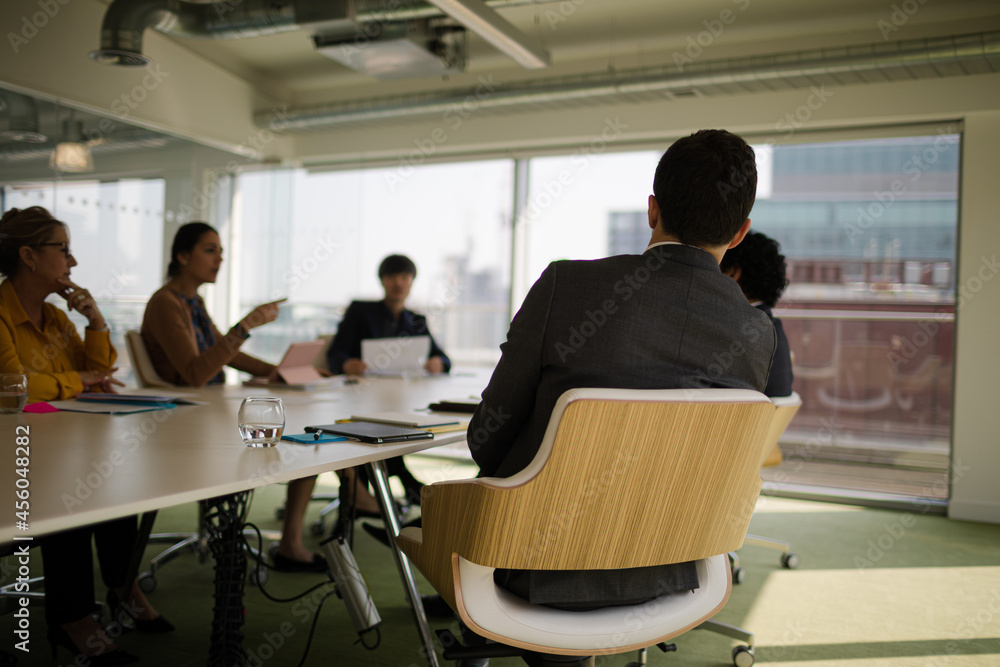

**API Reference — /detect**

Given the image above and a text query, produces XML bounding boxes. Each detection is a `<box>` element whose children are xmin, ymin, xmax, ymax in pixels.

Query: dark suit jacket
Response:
<box><xmin>757</xmin><ymin>303</ymin><xmax>794</xmax><ymax>398</ymax></box>
<box><xmin>326</xmin><ymin>300</ymin><xmax>451</xmax><ymax>374</ymax></box>
<box><xmin>469</xmin><ymin>244</ymin><xmax>776</xmax><ymax>608</ymax></box>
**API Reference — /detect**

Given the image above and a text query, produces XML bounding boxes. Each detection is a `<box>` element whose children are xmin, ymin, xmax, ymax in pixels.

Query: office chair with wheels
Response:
<box><xmin>396</xmin><ymin>388</ymin><xmax>778</xmax><ymax>667</ymax></box>
<box><xmin>122</xmin><ymin>330</ymin><xmax>272</xmax><ymax>591</ymax></box>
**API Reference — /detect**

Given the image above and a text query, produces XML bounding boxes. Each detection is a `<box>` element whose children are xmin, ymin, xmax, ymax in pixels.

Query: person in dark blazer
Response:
<box><xmin>326</xmin><ymin>254</ymin><xmax>450</xmax><ymax>375</ymax></box>
<box><xmin>469</xmin><ymin>129</ymin><xmax>777</xmax><ymax>610</ymax></box>
<box><xmin>327</xmin><ymin>254</ymin><xmax>449</xmax><ymax>521</ymax></box>
<box><xmin>721</xmin><ymin>230</ymin><xmax>794</xmax><ymax>397</ymax></box>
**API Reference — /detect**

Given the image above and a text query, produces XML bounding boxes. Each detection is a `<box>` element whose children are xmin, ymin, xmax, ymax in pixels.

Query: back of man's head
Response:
<box><xmin>653</xmin><ymin>129</ymin><xmax>757</xmax><ymax>247</ymax></box>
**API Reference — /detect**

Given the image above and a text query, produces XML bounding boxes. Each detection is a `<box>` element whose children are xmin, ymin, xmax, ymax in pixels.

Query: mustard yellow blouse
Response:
<box><xmin>0</xmin><ymin>279</ymin><xmax>117</xmax><ymax>402</ymax></box>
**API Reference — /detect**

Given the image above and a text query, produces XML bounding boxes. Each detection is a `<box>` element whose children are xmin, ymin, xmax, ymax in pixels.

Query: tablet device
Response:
<box><xmin>244</xmin><ymin>340</ymin><xmax>331</xmax><ymax>388</ymax></box>
<box><xmin>304</xmin><ymin>422</ymin><xmax>435</xmax><ymax>445</ymax></box>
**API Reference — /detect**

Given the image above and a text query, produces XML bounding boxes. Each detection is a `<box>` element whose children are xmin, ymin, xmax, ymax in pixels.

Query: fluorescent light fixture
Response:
<box><xmin>424</xmin><ymin>0</ymin><xmax>549</xmax><ymax>69</ymax></box>
<box><xmin>49</xmin><ymin>116</ymin><xmax>94</xmax><ymax>173</ymax></box>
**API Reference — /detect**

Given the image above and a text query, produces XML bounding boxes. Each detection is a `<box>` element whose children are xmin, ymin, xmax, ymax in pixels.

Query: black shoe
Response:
<box><xmin>421</xmin><ymin>593</ymin><xmax>455</xmax><ymax>619</ymax></box>
<box><xmin>361</xmin><ymin>521</ymin><xmax>392</xmax><ymax>548</ymax></box>
<box><xmin>107</xmin><ymin>589</ymin><xmax>175</xmax><ymax>633</ymax></box>
<box><xmin>338</xmin><ymin>499</ymin><xmax>407</xmax><ymax>527</ymax></box>
<box><xmin>48</xmin><ymin>626</ymin><xmax>139</xmax><ymax>665</ymax></box>
<box><xmin>272</xmin><ymin>551</ymin><xmax>329</xmax><ymax>573</ymax></box>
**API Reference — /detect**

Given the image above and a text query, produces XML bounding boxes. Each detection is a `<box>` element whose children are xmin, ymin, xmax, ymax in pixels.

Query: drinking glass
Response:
<box><xmin>238</xmin><ymin>396</ymin><xmax>284</xmax><ymax>447</ymax></box>
<box><xmin>0</xmin><ymin>374</ymin><xmax>28</xmax><ymax>414</ymax></box>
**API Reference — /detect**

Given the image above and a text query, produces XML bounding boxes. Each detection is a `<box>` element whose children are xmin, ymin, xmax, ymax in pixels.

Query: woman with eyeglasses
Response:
<box><xmin>0</xmin><ymin>206</ymin><xmax>170</xmax><ymax>665</ymax></box>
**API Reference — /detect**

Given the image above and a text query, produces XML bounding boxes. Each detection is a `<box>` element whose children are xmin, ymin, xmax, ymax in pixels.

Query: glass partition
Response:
<box><xmin>0</xmin><ymin>85</ymin><xmax>246</xmax><ymax>384</ymax></box>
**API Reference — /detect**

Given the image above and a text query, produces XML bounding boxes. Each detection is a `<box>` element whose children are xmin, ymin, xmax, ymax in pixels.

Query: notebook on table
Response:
<box><xmin>427</xmin><ymin>398</ymin><xmax>481</xmax><ymax>414</ymax></box>
<box><xmin>349</xmin><ymin>412</ymin><xmax>460</xmax><ymax>428</ymax></box>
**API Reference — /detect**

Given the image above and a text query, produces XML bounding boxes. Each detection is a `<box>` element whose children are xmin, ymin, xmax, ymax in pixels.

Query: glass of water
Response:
<box><xmin>238</xmin><ymin>396</ymin><xmax>284</xmax><ymax>447</ymax></box>
<box><xmin>0</xmin><ymin>374</ymin><xmax>28</xmax><ymax>414</ymax></box>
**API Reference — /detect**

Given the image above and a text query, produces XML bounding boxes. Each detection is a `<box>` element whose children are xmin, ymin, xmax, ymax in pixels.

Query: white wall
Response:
<box><xmin>950</xmin><ymin>111</ymin><xmax>1000</xmax><ymax>524</ymax></box>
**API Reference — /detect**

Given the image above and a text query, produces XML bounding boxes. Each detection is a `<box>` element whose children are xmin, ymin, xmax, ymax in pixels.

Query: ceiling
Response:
<box><xmin>92</xmin><ymin>0</ymin><xmax>1000</xmax><ymax>110</ymax></box>
<box><xmin>2</xmin><ymin>0</ymin><xmax>998</xmax><ymax>179</ymax></box>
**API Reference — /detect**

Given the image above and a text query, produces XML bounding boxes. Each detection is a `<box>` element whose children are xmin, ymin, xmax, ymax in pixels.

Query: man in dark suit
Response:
<box><xmin>469</xmin><ymin>129</ymin><xmax>777</xmax><ymax>610</ymax></box>
<box><xmin>326</xmin><ymin>253</ymin><xmax>451</xmax><ymax>375</ymax></box>
<box><xmin>327</xmin><ymin>254</ymin><xmax>450</xmax><ymax>514</ymax></box>
<box><xmin>721</xmin><ymin>230</ymin><xmax>794</xmax><ymax>397</ymax></box>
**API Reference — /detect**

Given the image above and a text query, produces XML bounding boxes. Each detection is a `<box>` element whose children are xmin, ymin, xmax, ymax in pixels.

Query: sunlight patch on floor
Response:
<box><xmin>740</xmin><ymin>567</ymin><xmax>1000</xmax><ymax>647</ymax></box>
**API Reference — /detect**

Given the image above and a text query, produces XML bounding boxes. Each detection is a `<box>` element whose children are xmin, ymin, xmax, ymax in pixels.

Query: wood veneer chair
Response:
<box><xmin>731</xmin><ymin>392</ymin><xmax>803</xmax><ymax>584</ymax></box>
<box><xmin>396</xmin><ymin>388</ymin><xmax>778</xmax><ymax>667</ymax></box>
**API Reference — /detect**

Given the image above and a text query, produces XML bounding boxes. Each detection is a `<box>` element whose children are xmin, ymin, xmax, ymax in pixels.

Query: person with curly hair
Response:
<box><xmin>720</xmin><ymin>230</ymin><xmax>794</xmax><ymax>397</ymax></box>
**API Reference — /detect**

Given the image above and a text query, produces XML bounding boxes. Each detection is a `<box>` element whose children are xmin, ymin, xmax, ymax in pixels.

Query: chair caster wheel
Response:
<box><xmin>781</xmin><ymin>552</ymin><xmax>800</xmax><ymax>569</ymax></box>
<box><xmin>248</xmin><ymin>564</ymin><xmax>268</xmax><ymax>586</ymax></box>
<box><xmin>267</xmin><ymin>542</ymin><xmax>279</xmax><ymax>559</ymax></box>
<box><xmin>732</xmin><ymin>645</ymin><xmax>754</xmax><ymax>667</ymax></box>
<box><xmin>732</xmin><ymin>567</ymin><xmax>746</xmax><ymax>584</ymax></box>
<box><xmin>310</xmin><ymin>521</ymin><xmax>325</xmax><ymax>537</ymax></box>
<box><xmin>138</xmin><ymin>572</ymin><xmax>157</xmax><ymax>593</ymax></box>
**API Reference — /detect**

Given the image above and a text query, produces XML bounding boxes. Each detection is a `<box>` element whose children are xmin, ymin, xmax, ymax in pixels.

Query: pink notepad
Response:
<box><xmin>24</xmin><ymin>402</ymin><xmax>59</xmax><ymax>413</ymax></box>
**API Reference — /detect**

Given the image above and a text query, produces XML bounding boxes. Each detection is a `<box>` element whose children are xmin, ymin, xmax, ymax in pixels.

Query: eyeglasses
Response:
<box><xmin>35</xmin><ymin>242</ymin><xmax>73</xmax><ymax>258</ymax></box>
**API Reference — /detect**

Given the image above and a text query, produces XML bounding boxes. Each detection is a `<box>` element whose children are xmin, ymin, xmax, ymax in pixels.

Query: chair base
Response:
<box><xmin>438</xmin><ymin>628</ymin><xmax>596</xmax><ymax>666</ymax></box>
<box><xmin>437</xmin><ymin>628</ymin><xmax>677</xmax><ymax>667</ymax></box>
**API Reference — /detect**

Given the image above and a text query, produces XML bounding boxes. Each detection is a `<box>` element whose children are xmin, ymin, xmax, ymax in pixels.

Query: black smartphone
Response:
<box><xmin>304</xmin><ymin>422</ymin><xmax>434</xmax><ymax>445</ymax></box>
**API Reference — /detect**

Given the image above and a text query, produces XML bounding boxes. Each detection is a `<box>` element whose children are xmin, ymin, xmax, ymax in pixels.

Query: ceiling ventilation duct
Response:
<box><xmin>89</xmin><ymin>0</ymin><xmax>547</xmax><ymax>76</ymax></box>
<box><xmin>258</xmin><ymin>30</ymin><xmax>1000</xmax><ymax>131</ymax></box>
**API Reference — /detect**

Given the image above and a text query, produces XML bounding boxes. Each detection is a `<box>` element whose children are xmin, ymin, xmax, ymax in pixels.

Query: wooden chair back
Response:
<box><xmin>419</xmin><ymin>388</ymin><xmax>775</xmax><ymax>574</ymax></box>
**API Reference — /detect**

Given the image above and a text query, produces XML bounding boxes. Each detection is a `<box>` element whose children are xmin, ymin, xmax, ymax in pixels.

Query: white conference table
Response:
<box><xmin>2</xmin><ymin>372</ymin><xmax>488</xmax><ymax>666</ymax></box>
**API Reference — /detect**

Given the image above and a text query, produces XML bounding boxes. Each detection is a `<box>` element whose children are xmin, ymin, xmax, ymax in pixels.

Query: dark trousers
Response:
<box><xmin>40</xmin><ymin>515</ymin><xmax>139</xmax><ymax>626</ymax></box>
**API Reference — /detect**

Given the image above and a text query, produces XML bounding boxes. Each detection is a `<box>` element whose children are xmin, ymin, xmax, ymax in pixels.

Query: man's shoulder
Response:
<box><xmin>546</xmin><ymin>254</ymin><xmax>646</xmax><ymax>276</ymax></box>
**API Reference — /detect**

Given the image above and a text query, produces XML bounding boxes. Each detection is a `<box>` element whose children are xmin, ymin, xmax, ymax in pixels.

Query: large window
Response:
<box><xmin>520</xmin><ymin>150</ymin><xmax>660</xmax><ymax>288</ymax></box>
<box><xmin>233</xmin><ymin>161</ymin><xmax>514</xmax><ymax>367</ymax></box>
<box><xmin>226</xmin><ymin>131</ymin><xmax>958</xmax><ymax>502</ymax></box>
<box><xmin>751</xmin><ymin>135</ymin><xmax>959</xmax><ymax>498</ymax></box>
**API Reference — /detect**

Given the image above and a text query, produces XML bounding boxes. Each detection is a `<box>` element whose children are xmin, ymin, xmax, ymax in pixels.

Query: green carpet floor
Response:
<box><xmin>4</xmin><ymin>457</ymin><xmax>999</xmax><ymax>666</ymax></box>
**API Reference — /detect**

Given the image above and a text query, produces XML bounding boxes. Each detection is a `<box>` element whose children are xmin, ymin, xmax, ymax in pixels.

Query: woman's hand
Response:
<box><xmin>57</xmin><ymin>278</ymin><xmax>106</xmax><ymax>330</ymax></box>
<box><xmin>79</xmin><ymin>369</ymin><xmax>125</xmax><ymax>394</ymax></box>
<box><xmin>424</xmin><ymin>356</ymin><xmax>445</xmax><ymax>374</ymax></box>
<box><xmin>239</xmin><ymin>298</ymin><xmax>287</xmax><ymax>332</ymax></box>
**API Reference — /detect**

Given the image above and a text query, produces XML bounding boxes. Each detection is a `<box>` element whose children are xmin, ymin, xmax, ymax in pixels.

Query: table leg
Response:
<box><xmin>202</xmin><ymin>492</ymin><xmax>252</xmax><ymax>667</ymax></box>
<box><xmin>366</xmin><ymin>460</ymin><xmax>440</xmax><ymax>667</ymax></box>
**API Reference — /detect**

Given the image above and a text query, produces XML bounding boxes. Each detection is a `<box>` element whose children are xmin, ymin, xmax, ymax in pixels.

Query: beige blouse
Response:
<box><xmin>141</xmin><ymin>285</ymin><xmax>272</xmax><ymax>387</ymax></box>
